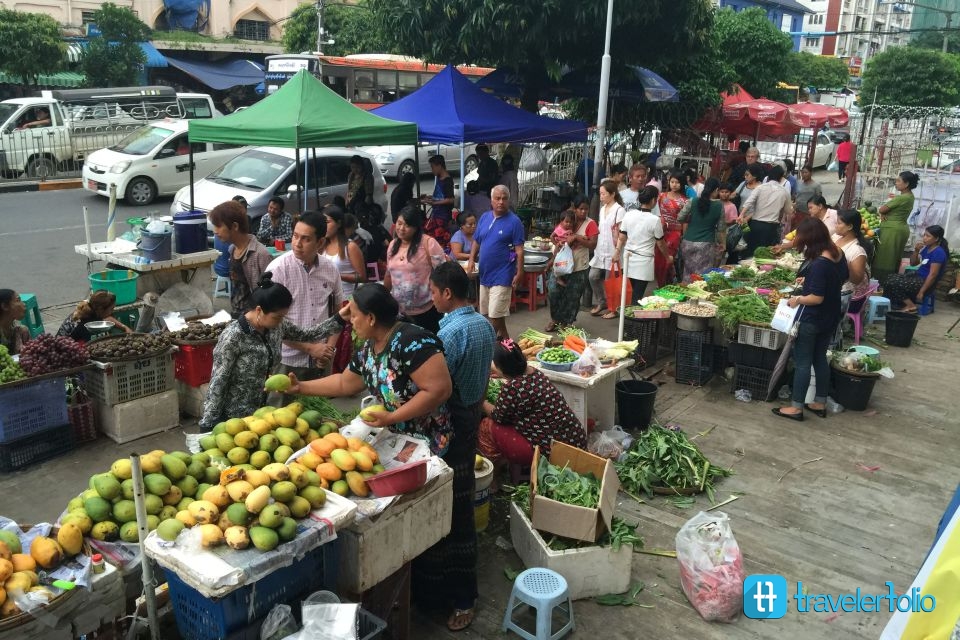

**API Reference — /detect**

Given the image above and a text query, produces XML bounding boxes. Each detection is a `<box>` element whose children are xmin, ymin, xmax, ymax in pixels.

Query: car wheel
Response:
<box><xmin>464</xmin><ymin>154</ymin><xmax>478</xmax><ymax>174</ymax></box>
<box><xmin>125</xmin><ymin>177</ymin><xmax>157</xmax><ymax>206</ymax></box>
<box><xmin>397</xmin><ymin>160</ymin><xmax>417</xmax><ymax>181</ymax></box>
<box><xmin>26</xmin><ymin>157</ymin><xmax>56</xmax><ymax>179</ymax></box>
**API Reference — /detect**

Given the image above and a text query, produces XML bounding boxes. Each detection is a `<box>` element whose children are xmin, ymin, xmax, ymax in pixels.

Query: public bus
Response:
<box><xmin>262</xmin><ymin>53</ymin><xmax>493</xmax><ymax>108</ymax></box>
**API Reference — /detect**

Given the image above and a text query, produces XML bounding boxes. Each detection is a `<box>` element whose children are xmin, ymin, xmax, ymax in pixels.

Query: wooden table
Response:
<box><xmin>75</xmin><ymin>243</ymin><xmax>220</xmax><ymax>297</ymax></box>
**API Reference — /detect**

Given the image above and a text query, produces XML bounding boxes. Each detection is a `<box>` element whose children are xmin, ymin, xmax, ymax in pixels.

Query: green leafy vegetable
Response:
<box><xmin>753</xmin><ymin>246</ymin><xmax>775</xmax><ymax>260</ymax></box>
<box><xmin>486</xmin><ymin>379</ymin><xmax>503</xmax><ymax>404</ymax></box>
<box><xmin>295</xmin><ymin>395</ymin><xmax>352</xmax><ymax>422</ymax></box>
<box><xmin>704</xmin><ymin>273</ymin><xmax>729</xmax><ymax>293</ymax></box>
<box><xmin>536</xmin><ymin>454</ymin><xmax>600</xmax><ymax>508</ymax></box>
<box><xmin>728</xmin><ymin>265</ymin><xmax>757</xmax><ymax>281</ymax></box>
<box><xmin>715</xmin><ymin>293</ymin><xmax>774</xmax><ymax>334</ymax></box>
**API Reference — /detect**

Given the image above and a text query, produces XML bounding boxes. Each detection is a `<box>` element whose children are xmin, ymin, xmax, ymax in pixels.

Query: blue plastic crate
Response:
<box><xmin>165</xmin><ymin>540</ymin><xmax>340</xmax><ymax>640</ymax></box>
<box><xmin>0</xmin><ymin>376</ymin><xmax>68</xmax><ymax>443</ymax></box>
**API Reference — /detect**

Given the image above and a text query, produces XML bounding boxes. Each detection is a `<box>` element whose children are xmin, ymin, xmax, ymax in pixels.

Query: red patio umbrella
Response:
<box><xmin>787</xmin><ymin>102</ymin><xmax>849</xmax><ymax>129</ymax></box>
<box><xmin>723</xmin><ymin>98</ymin><xmax>790</xmax><ymax>124</ymax></box>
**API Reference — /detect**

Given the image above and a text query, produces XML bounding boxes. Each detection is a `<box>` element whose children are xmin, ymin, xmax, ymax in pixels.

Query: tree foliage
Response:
<box><xmin>0</xmin><ymin>10</ymin><xmax>64</xmax><ymax>85</ymax></box>
<box><xmin>712</xmin><ymin>8</ymin><xmax>794</xmax><ymax>99</ymax></box>
<box><xmin>910</xmin><ymin>30</ymin><xmax>960</xmax><ymax>55</ymax></box>
<box><xmin>860</xmin><ymin>46</ymin><xmax>960</xmax><ymax>107</ymax></box>
<box><xmin>368</xmin><ymin>0</ymin><xmax>716</xmax><ymax>111</ymax></box>
<box><xmin>784</xmin><ymin>51</ymin><xmax>849</xmax><ymax>89</ymax></box>
<box><xmin>282</xmin><ymin>1</ymin><xmax>394</xmax><ymax>57</ymax></box>
<box><xmin>82</xmin><ymin>4</ymin><xmax>150</xmax><ymax>87</ymax></box>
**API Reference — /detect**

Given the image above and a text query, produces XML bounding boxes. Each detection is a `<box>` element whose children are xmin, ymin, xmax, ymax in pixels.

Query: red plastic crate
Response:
<box><xmin>173</xmin><ymin>344</ymin><xmax>214</xmax><ymax>387</ymax></box>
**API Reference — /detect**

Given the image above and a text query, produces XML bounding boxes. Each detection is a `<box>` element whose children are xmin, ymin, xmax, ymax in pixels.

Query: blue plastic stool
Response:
<box><xmin>503</xmin><ymin>568</ymin><xmax>574</xmax><ymax>640</ymax></box>
<box><xmin>18</xmin><ymin>293</ymin><xmax>44</xmax><ymax>338</ymax></box>
<box><xmin>865</xmin><ymin>296</ymin><xmax>891</xmax><ymax>324</ymax></box>
<box><xmin>918</xmin><ymin>293</ymin><xmax>935</xmax><ymax>316</ymax></box>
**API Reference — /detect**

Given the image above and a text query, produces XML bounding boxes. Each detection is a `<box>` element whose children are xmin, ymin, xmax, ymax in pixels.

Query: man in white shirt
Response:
<box><xmin>265</xmin><ymin>211</ymin><xmax>343</xmax><ymax>385</ymax></box>
<box><xmin>739</xmin><ymin>164</ymin><xmax>792</xmax><ymax>257</ymax></box>
<box><xmin>619</xmin><ymin>164</ymin><xmax>647</xmax><ymax>209</ymax></box>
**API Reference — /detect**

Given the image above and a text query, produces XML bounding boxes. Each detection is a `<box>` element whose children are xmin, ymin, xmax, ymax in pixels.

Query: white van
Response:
<box><xmin>169</xmin><ymin>146</ymin><xmax>389</xmax><ymax>232</ymax></box>
<box><xmin>82</xmin><ymin>119</ymin><xmax>244</xmax><ymax>205</ymax></box>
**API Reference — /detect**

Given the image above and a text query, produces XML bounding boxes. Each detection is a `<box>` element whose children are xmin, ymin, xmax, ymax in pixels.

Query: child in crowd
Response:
<box><xmin>550</xmin><ymin>210</ymin><xmax>576</xmax><ymax>287</ymax></box>
<box><xmin>719</xmin><ymin>182</ymin><xmax>739</xmax><ymax>225</ymax></box>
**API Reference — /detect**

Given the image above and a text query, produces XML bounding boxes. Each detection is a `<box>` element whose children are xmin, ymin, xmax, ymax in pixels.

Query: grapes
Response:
<box><xmin>0</xmin><ymin>344</ymin><xmax>26</xmax><ymax>383</ymax></box>
<box><xmin>17</xmin><ymin>334</ymin><xmax>89</xmax><ymax>376</ymax></box>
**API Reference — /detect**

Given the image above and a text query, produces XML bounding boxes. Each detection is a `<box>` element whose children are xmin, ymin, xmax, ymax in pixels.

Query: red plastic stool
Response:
<box><xmin>512</xmin><ymin>271</ymin><xmax>547</xmax><ymax>312</ymax></box>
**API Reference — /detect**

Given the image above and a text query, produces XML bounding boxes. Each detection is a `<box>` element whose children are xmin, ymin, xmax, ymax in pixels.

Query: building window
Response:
<box><xmin>805</xmin><ymin>37</ymin><xmax>822</xmax><ymax>46</ymax></box>
<box><xmin>234</xmin><ymin>19</ymin><xmax>269</xmax><ymax>41</ymax></box>
<box><xmin>81</xmin><ymin>11</ymin><xmax>96</xmax><ymax>25</ymax></box>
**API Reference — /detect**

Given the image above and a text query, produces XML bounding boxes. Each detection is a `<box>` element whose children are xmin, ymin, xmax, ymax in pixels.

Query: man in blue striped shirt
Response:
<box><xmin>425</xmin><ymin>261</ymin><xmax>495</xmax><ymax>631</ymax></box>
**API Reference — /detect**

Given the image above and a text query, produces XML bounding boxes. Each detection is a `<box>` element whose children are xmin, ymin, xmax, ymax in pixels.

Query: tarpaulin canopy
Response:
<box><xmin>0</xmin><ymin>71</ymin><xmax>85</xmax><ymax>87</ymax></box>
<box><xmin>165</xmin><ymin>56</ymin><xmax>264</xmax><ymax>90</ymax></box>
<box><xmin>372</xmin><ymin>65</ymin><xmax>588</xmax><ymax>144</ymax></box>
<box><xmin>188</xmin><ymin>69</ymin><xmax>417</xmax><ymax>148</ymax></box>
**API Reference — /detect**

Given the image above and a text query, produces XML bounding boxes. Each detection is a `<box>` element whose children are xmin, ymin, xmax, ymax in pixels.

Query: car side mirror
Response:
<box><xmin>287</xmin><ymin>184</ymin><xmax>299</xmax><ymax>196</ymax></box>
<box><xmin>157</xmin><ymin>148</ymin><xmax>177</xmax><ymax>159</ymax></box>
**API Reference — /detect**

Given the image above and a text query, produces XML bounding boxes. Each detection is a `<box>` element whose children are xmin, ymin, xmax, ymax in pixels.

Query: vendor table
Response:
<box><xmin>75</xmin><ymin>243</ymin><xmax>220</xmax><ymax>297</ymax></box>
<box><xmin>534</xmin><ymin>359</ymin><xmax>635</xmax><ymax>431</ymax></box>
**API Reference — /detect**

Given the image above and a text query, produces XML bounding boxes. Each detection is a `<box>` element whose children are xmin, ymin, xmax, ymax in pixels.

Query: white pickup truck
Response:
<box><xmin>0</xmin><ymin>87</ymin><xmax>218</xmax><ymax>179</ymax></box>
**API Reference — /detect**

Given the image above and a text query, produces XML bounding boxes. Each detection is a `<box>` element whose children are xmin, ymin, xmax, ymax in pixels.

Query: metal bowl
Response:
<box><xmin>84</xmin><ymin>320</ymin><xmax>114</xmax><ymax>334</ymax></box>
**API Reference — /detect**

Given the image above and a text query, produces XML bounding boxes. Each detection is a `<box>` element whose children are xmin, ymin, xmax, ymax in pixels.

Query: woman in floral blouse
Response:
<box><xmin>199</xmin><ymin>273</ymin><xmax>344</xmax><ymax>431</ymax></box>
<box><xmin>289</xmin><ymin>282</ymin><xmax>453</xmax><ymax>455</ymax></box>
<box><xmin>479</xmin><ymin>340</ymin><xmax>586</xmax><ymax>466</ymax></box>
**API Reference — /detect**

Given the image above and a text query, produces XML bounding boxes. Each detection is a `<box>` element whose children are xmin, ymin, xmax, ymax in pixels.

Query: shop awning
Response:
<box><xmin>62</xmin><ymin>41</ymin><xmax>169</xmax><ymax>68</ymax></box>
<box><xmin>0</xmin><ymin>71</ymin><xmax>86</xmax><ymax>87</ymax></box>
<box><xmin>65</xmin><ymin>43</ymin><xmax>84</xmax><ymax>63</ymax></box>
<box><xmin>164</xmin><ymin>56</ymin><xmax>264</xmax><ymax>90</ymax></box>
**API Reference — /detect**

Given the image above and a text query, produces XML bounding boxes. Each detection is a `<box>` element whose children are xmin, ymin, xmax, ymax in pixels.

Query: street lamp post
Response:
<box><xmin>591</xmin><ymin>0</ymin><xmax>615</xmax><ymax>194</ymax></box>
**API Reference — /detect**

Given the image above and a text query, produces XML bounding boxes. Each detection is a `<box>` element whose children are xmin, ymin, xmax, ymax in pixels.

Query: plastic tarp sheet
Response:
<box><xmin>372</xmin><ymin>65</ymin><xmax>588</xmax><ymax>144</ymax></box>
<box><xmin>188</xmin><ymin>69</ymin><xmax>417</xmax><ymax>148</ymax></box>
<box><xmin>162</xmin><ymin>0</ymin><xmax>210</xmax><ymax>30</ymax></box>
<box><xmin>165</xmin><ymin>56</ymin><xmax>264</xmax><ymax>90</ymax></box>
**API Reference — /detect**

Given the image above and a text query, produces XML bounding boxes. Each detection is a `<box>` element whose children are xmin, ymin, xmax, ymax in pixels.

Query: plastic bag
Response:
<box><xmin>587</xmin><ymin>426</ymin><xmax>632</xmax><ymax>460</ymax></box>
<box><xmin>675</xmin><ymin>511</ymin><xmax>744</xmax><ymax>622</ymax></box>
<box><xmin>261</xmin><ymin>603</ymin><xmax>298</xmax><ymax>640</ymax></box>
<box><xmin>301</xmin><ymin>603</ymin><xmax>360</xmax><ymax>640</ymax></box>
<box><xmin>553</xmin><ymin>243</ymin><xmax>574</xmax><ymax>276</ymax></box>
<box><xmin>828</xmin><ymin>158</ymin><xmax>839</xmax><ymax>172</ymax></box>
<box><xmin>519</xmin><ymin>146</ymin><xmax>549</xmax><ymax>172</ymax></box>
<box><xmin>571</xmin><ymin>345</ymin><xmax>601</xmax><ymax>377</ymax></box>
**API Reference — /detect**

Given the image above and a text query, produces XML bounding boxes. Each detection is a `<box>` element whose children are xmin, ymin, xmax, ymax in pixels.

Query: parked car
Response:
<box><xmin>170</xmin><ymin>146</ymin><xmax>388</xmax><ymax>234</ymax></box>
<box><xmin>361</xmin><ymin>142</ymin><xmax>477</xmax><ymax>181</ymax></box>
<box><xmin>757</xmin><ymin>131</ymin><xmax>835</xmax><ymax>169</ymax></box>
<box><xmin>82</xmin><ymin>119</ymin><xmax>244</xmax><ymax>205</ymax></box>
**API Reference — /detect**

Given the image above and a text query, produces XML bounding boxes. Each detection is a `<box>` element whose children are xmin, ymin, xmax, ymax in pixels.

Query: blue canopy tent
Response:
<box><xmin>373</xmin><ymin>65</ymin><xmax>588</xmax><ymax>208</ymax></box>
<box><xmin>164</xmin><ymin>57</ymin><xmax>264</xmax><ymax>90</ymax></box>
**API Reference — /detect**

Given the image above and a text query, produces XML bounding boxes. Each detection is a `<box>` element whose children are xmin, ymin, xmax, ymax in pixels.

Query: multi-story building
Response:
<box><xmin>718</xmin><ymin>0</ymin><xmax>812</xmax><ymax>51</ymax></box>
<box><xmin>798</xmin><ymin>0</ymin><xmax>830</xmax><ymax>53</ymax></box>
<box><xmin>818</xmin><ymin>0</ymin><xmax>912</xmax><ymax>76</ymax></box>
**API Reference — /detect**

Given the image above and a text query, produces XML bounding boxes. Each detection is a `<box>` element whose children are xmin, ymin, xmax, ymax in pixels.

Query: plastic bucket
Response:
<box><xmin>615</xmin><ymin>379</ymin><xmax>658</xmax><ymax>430</ymax></box>
<box><xmin>138</xmin><ymin>230</ymin><xmax>172</xmax><ymax>263</ymax></box>
<box><xmin>847</xmin><ymin>345</ymin><xmax>880</xmax><ymax>358</ymax></box>
<box><xmin>831</xmin><ymin>368</ymin><xmax>878</xmax><ymax>411</ymax></box>
<box><xmin>474</xmin><ymin>456</ymin><xmax>494</xmax><ymax>532</ymax></box>
<box><xmin>174</xmin><ymin>210</ymin><xmax>208</xmax><ymax>254</ymax></box>
<box><xmin>885</xmin><ymin>311</ymin><xmax>919</xmax><ymax>347</ymax></box>
<box><xmin>88</xmin><ymin>270</ymin><xmax>139</xmax><ymax>305</ymax></box>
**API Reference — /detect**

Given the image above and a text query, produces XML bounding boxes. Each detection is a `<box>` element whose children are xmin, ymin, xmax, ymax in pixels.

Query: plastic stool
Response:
<box><xmin>512</xmin><ymin>271</ymin><xmax>548</xmax><ymax>312</ymax></box>
<box><xmin>18</xmin><ymin>293</ymin><xmax>44</xmax><ymax>338</ymax></box>
<box><xmin>918</xmin><ymin>293</ymin><xmax>935</xmax><ymax>316</ymax></box>
<box><xmin>213</xmin><ymin>275</ymin><xmax>231</xmax><ymax>299</ymax></box>
<box><xmin>502</xmin><ymin>568</ymin><xmax>574</xmax><ymax>640</ymax></box>
<box><xmin>865</xmin><ymin>296</ymin><xmax>890</xmax><ymax>324</ymax></box>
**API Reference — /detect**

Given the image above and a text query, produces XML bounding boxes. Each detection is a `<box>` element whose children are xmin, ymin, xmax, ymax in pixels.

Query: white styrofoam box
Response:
<box><xmin>554</xmin><ymin>384</ymin><xmax>587</xmax><ymax>428</ymax></box>
<box><xmin>509</xmin><ymin>502</ymin><xmax>633</xmax><ymax>600</ymax></box>
<box><xmin>71</xmin><ymin>561</ymin><xmax>126</xmax><ymax>636</ymax></box>
<box><xmin>338</xmin><ymin>464</ymin><xmax>453</xmax><ymax>593</ymax></box>
<box><xmin>95</xmin><ymin>389</ymin><xmax>180</xmax><ymax>444</ymax></box>
<box><xmin>176</xmin><ymin>380</ymin><xmax>209</xmax><ymax>418</ymax></box>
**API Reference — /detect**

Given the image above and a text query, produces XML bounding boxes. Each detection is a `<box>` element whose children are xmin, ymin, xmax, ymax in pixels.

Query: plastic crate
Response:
<box><xmin>83</xmin><ymin>351</ymin><xmax>175</xmax><ymax>405</ymax></box>
<box><xmin>730</xmin><ymin>364</ymin><xmax>784</xmax><ymax>401</ymax></box>
<box><xmin>112</xmin><ymin>305</ymin><xmax>140</xmax><ymax>330</ymax></box>
<box><xmin>173</xmin><ymin>343</ymin><xmax>214</xmax><ymax>387</ymax></box>
<box><xmin>67</xmin><ymin>400</ymin><xmax>97</xmax><ymax>443</ymax></box>
<box><xmin>675</xmin><ymin>330</ymin><xmax>713</xmax><ymax>386</ymax></box>
<box><xmin>165</xmin><ymin>540</ymin><xmax>340</xmax><ymax>640</ymax></box>
<box><xmin>737</xmin><ymin>324</ymin><xmax>787</xmax><ymax>350</ymax></box>
<box><xmin>622</xmin><ymin>317</ymin><xmax>660</xmax><ymax>371</ymax></box>
<box><xmin>658</xmin><ymin>314</ymin><xmax>677</xmax><ymax>355</ymax></box>
<box><xmin>0</xmin><ymin>423</ymin><xmax>75</xmax><ymax>472</ymax></box>
<box><xmin>0</xmin><ymin>376</ymin><xmax>68</xmax><ymax>443</ymax></box>
<box><xmin>727</xmin><ymin>343</ymin><xmax>782</xmax><ymax>369</ymax></box>
<box><xmin>712</xmin><ymin>345</ymin><xmax>729</xmax><ymax>374</ymax></box>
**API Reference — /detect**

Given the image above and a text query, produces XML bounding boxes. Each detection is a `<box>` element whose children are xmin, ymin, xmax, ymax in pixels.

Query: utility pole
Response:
<box><xmin>316</xmin><ymin>0</ymin><xmax>325</xmax><ymax>76</ymax></box>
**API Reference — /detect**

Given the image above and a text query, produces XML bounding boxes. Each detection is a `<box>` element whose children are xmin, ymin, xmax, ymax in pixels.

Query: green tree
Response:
<box><xmin>0</xmin><ymin>10</ymin><xmax>64</xmax><ymax>86</ymax></box>
<box><xmin>713</xmin><ymin>8</ymin><xmax>794</xmax><ymax>99</ymax></box>
<box><xmin>282</xmin><ymin>1</ymin><xmax>393</xmax><ymax>57</ymax></box>
<box><xmin>860</xmin><ymin>46</ymin><xmax>960</xmax><ymax>107</ymax></box>
<box><xmin>82</xmin><ymin>4</ymin><xmax>150</xmax><ymax>87</ymax></box>
<box><xmin>785</xmin><ymin>51</ymin><xmax>849</xmax><ymax>89</ymax></box>
<box><xmin>368</xmin><ymin>0</ymin><xmax>716</xmax><ymax>111</ymax></box>
<box><xmin>911</xmin><ymin>29</ymin><xmax>960</xmax><ymax>55</ymax></box>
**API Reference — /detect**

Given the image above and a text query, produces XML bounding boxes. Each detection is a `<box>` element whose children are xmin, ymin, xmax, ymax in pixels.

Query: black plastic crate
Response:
<box><xmin>675</xmin><ymin>330</ymin><xmax>713</xmax><ymax>386</ymax></box>
<box><xmin>730</xmin><ymin>364</ymin><xmax>784</xmax><ymax>401</ymax></box>
<box><xmin>727</xmin><ymin>343</ymin><xmax>782</xmax><ymax>369</ymax></box>
<box><xmin>623</xmin><ymin>317</ymin><xmax>660</xmax><ymax>371</ymax></box>
<box><xmin>712</xmin><ymin>345</ymin><xmax>729</xmax><ymax>374</ymax></box>
<box><xmin>658</xmin><ymin>315</ymin><xmax>677</xmax><ymax>355</ymax></box>
<box><xmin>0</xmin><ymin>423</ymin><xmax>75</xmax><ymax>472</ymax></box>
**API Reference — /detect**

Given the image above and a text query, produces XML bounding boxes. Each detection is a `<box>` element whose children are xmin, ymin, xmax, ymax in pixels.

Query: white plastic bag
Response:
<box><xmin>571</xmin><ymin>345</ymin><xmax>601</xmax><ymax>377</ymax></box>
<box><xmin>260</xmin><ymin>603</ymin><xmax>298</xmax><ymax>640</ymax></box>
<box><xmin>553</xmin><ymin>243</ymin><xmax>574</xmax><ymax>276</ymax></box>
<box><xmin>675</xmin><ymin>511</ymin><xmax>744</xmax><ymax>622</ymax></box>
<box><xmin>519</xmin><ymin>145</ymin><xmax>549</xmax><ymax>172</ymax></box>
<box><xmin>587</xmin><ymin>426</ymin><xmax>632</xmax><ymax>460</ymax></box>
<box><xmin>301</xmin><ymin>603</ymin><xmax>360</xmax><ymax>640</ymax></box>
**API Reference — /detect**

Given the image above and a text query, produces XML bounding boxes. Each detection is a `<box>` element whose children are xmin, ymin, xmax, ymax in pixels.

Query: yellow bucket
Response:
<box><xmin>474</xmin><ymin>456</ymin><xmax>494</xmax><ymax>532</ymax></box>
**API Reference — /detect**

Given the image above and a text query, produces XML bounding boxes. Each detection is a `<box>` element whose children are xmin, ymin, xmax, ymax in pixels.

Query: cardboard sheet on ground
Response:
<box><xmin>142</xmin><ymin>491</ymin><xmax>356</xmax><ymax>598</ymax></box>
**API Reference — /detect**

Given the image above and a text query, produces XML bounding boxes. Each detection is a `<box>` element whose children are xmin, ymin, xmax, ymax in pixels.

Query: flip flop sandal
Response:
<box><xmin>601</xmin><ymin>311</ymin><xmax>618</xmax><ymax>320</ymax></box>
<box><xmin>447</xmin><ymin>607</ymin><xmax>475</xmax><ymax>632</ymax></box>
<box><xmin>590</xmin><ymin>307</ymin><xmax>604</xmax><ymax>316</ymax></box>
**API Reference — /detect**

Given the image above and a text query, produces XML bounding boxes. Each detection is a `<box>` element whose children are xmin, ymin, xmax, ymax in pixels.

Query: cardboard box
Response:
<box><xmin>95</xmin><ymin>389</ymin><xmax>180</xmax><ymax>444</ymax></box>
<box><xmin>510</xmin><ymin>502</ymin><xmax>633</xmax><ymax>600</ymax></box>
<box><xmin>530</xmin><ymin>441</ymin><xmax>619</xmax><ymax>543</ymax></box>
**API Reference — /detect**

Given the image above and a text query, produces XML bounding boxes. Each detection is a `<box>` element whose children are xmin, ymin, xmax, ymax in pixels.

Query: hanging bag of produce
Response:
<box><xmin>675</xmin><ymin>511</ymin><xmax>744</xmax><ymax>622</ymax></box>
<box><xmin>604</xmin><ymin>264</ymin><xmax>631</xmax><ymax>312</ymax></box>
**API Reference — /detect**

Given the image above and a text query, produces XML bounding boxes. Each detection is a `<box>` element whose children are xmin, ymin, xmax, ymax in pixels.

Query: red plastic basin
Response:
<box><xmin>365</xmin><ymin>459</ymin><xmax>427</xmax><ymax>497</ymax></box>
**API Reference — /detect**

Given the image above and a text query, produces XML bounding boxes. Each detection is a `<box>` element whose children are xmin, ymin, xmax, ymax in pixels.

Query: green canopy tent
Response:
<box><xmin>186</xmin><ymin>69</ymin><xmax>418</xmax><ymax>209</ymax></box>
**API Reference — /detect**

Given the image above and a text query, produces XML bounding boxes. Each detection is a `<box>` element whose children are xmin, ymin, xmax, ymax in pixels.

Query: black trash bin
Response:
<box><xmin>830</xmin><ymin>367</ymin><xmax>878</xmax><ymax>411</ymax></box>
<box><xmin>885</xmin><ymin>311</ymin><xmax>920</xmax><ymax>347</ymax></box>
<box><xmin>615</xmin><ymin>379</ymin><xmax>658</xmax><ymax>431</ymax></box>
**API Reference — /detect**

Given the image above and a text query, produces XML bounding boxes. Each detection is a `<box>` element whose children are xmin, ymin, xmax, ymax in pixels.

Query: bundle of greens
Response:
<box><xmin>715</xmin><ymin>293</ymin><xmax>774</xmax><ymax>334</ymax></box>
<box><xmin>615</xmin><ymin>425</ymin><xmax>732</xmax><ymax>502</ymax></box>
<box><xmin>753</xmin><ymin>246</ymin><xmax>775</xmax><ymax>260</ymax></box>
<box><xmin>727</xmin><ymin>265</ymin><xmax>757</xmax><ymax>281</ymax></box>
<box><xmin>537</xmin><ymin>455</ymin><xmax>601</xmax><ymax>508</ymax></box>
<box><xmin>296</xmin><ymin>395</ymin><xmax>353</xmax><ymax>422</ymax></box>
<box><xmin>486</xmin><ymin>378</ymin><xmax>503</xmax><ymax>404</ymax></box>
<box><xmin>752</xmin><ymin>267</ymin><xmax>796</xmax><ymax>288</ymax></box>
<box><xmin>704</xmin><ymin>273</ymin><xmax>729</xmax><ymax>293</ymax></box>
